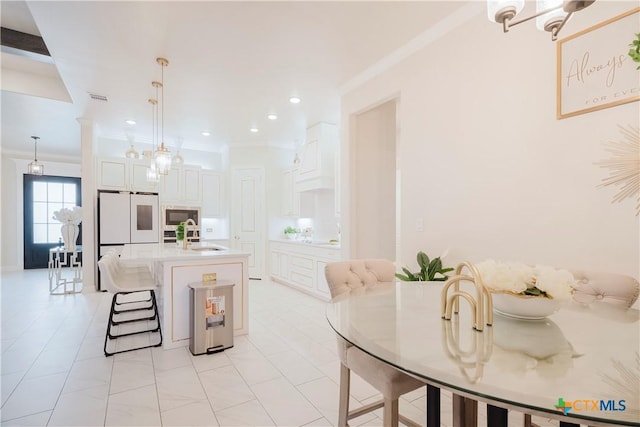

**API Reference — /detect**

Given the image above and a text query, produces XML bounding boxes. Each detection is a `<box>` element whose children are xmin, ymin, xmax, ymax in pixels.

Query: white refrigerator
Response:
<box><xmin>97</xmin><ymin>191</ymin><xmax>159</xmax><ymax>289</ymax></box>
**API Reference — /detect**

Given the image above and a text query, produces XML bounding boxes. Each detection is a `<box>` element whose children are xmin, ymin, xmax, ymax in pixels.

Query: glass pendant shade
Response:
<box><xmin>125</xmin><ymin>144</ymin><xmax>139</xmax><ymax>159</ymax></box>
<box><xmin>155</xmin><ymin>142</ymin><xmax>172</xmax><ymax>175</ymax></box>
<box><xmin>28</xmin><ymin>160</ymin><xmax>44</xmax><ymax>175</ymax></box>
<box><xmin>536</xmin><ymin>0</ymin><xmax>569</xmax><ymax>32</ymax></box>
<box><xmin>27</xmin><ymin>136</ymin><xmax>44</xmax><ymax>175</ymax></box>
<box><xmin>146</xmin><ymin>162</ymin><xmax>160</xmax><ymax>183</ymax></box>
<box><xmin>487</xmin><ymin>0</ymin><xmax>524</xmax><ymax>23</ymax></box>
<box><xmin>172</xmin><ymin>151</ymin><xmax>184</xmax><ymax>166</ymax></box>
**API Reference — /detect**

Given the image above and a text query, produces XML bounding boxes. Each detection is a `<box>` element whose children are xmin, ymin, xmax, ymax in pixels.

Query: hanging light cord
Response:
<box><xmin>32</xmin><ymin>136</ymin><xmax>40</xmax><ymax>161</ymax></box>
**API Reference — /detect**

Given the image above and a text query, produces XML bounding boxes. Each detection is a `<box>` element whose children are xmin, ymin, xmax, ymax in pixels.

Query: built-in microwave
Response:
<box><xmin>162</xmin><ymin>206</ymin><xmax>200</xmax><ymax>229</ymax></box>
<box><xmin>161</xmin><ymin>206</ymin><xmax>201</xmax><ymax>243</ymax></box>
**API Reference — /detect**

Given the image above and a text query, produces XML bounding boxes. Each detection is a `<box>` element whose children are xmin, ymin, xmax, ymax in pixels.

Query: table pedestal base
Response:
<box><xmin>48</xmin><ymin>248</ymin><xmax>83</xmax><ymax>295</ymax></box>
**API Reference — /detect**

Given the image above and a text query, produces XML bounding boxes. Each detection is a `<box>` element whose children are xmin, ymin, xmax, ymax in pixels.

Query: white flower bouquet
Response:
<box><xmin>52</xmin><ymin>206</ymin><xmax>83</xmax><ymax>225</ymax></box>
<box><xmin>474</xmin><ymin>259</ymin><xmax>575</xmax><ymax>300</ymax></box>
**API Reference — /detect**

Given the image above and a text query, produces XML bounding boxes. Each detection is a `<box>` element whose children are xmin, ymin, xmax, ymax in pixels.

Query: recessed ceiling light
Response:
<box><xmin>201</xmin><ymin>131</ymin><xmax>211</xmax><ymax>136</ymax></box>
<box><xmin>125</xmin><ymin>119</ymin><xmax>136</xmax><ymax>125</ymax></box>
<box><xmin>250</xmin><ymin>127</ymin><xmax>259</xmax><ymax>133</ymax></box>
<box><xmin>267</xmin><ymin>114</ymin><xmax>278</xmax><ymax>120</ymax></box>
<box><xmin>289</xmin><ymin>97</ymin><xmax>301</xmax><ymax>104</ymax></box>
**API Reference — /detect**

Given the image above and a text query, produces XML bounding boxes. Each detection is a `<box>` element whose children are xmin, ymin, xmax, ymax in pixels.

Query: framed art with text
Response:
<box><xmin>557</xmin><ymin>7</ymin><xmax>640</xmax><ymax>119</ymax></box>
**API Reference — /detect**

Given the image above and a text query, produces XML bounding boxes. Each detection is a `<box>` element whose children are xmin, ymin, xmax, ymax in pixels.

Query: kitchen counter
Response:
<box><xmin>119</xmin><ymin>242</ymin><xmax>245</xmax><ymax>264</ymax></box>
<box><xmin>272</xmin><ymin>239</ymin><xmax>341</xmax><ymax>249</ymax></box>
<box><xmin>120</xmin><ymin>243</ymin><xmax>250</xmax><ymax>350</ymax></box>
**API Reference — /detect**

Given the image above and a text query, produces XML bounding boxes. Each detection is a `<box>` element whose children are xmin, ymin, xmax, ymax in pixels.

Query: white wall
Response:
<box><xmin>353</xmin><ymin>99</ymin><xmax>397</xmax><ymax>259</ymax></box>
<box><xmin>342</xmin><ymin>2</ymin><xmax>639</xmax><ymax>277</ymax></box>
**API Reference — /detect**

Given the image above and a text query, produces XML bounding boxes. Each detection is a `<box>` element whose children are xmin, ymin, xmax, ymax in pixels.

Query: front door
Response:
<box><xmin>230</xmin><ymin>167</ymin><xmax>265</xmax><ymax>279</ymax></box>
<box><xmin>23</xmin><ymin>175</ymin><xmax>82</xmax><ymax>269</ymax></box>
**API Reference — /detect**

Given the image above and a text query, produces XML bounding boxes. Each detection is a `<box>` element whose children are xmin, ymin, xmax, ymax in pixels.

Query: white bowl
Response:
<box><xmin>491</xmin><ymin>292</ymin><xmax>562</xmax><ymax>320</ymax></box>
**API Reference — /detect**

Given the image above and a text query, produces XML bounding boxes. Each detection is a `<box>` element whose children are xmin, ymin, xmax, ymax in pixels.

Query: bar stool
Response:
<box><xmin>97</xmin><ymin>251</ymin><xmax>162</xmax><ymax>356</ymax></box>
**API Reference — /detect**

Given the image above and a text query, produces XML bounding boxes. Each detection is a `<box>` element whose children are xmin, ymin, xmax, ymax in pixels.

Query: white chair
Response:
<box><xmin>325</xmin><ymin>259</ymin><xmax>425</xmax><ymax>427</ymax></box>
<box><xmin>571</xmin><ymin>270</ymin><xmax>640</xmax><ymax>309</ymax></box>
<box><xmin>98</xmin><ymin>250</ymin><xmax>162</xmax><ymax>356</ymax></box>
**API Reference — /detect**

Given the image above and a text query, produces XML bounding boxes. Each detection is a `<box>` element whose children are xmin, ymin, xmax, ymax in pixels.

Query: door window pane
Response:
<box><xmin>48</xmin><ymin>182</ymin><xmax>63</xmax><ymax>202</ymax></box>
<box><xmin>49</xmin><ymin>224</ymin><xmax>62</xmax><ymax>243</ymax></box>
<box><xmin>33</xmin><ymin>224</ymin><xmax>48</xmax><ymax>243</ymax></box>
<box><xmin>48</xmin><ymin>203</ymin><xmax>63</xmax><ymax>223</ymax></box>
<box><xmin>33</xmin><ymin>182</ymin><xmax>47</xmax><ymax>202</ymax></box>
<box><xmin>63</xmin><ymin>184</ymin><xmax>76</xmax><ymax>203</ymax></box>
<box><xmin>33</xmin><ymin>202</ymin><xmax>48</xmax><ymax>223</ymax></box>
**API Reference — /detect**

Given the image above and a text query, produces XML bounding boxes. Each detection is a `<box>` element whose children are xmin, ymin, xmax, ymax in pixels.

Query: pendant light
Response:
<box><xmin>172</xmin><ymin>137</ymin><xmax>184</xmax><ymax>166</ymax></box>
<box><xmin>27</xmin><ymin>136</ymin><xmax>44</xmax><ymax>175</ymax></box>
<box><xmin>146</xmin><ymin>97</ymin><xmax>160</xmax><ymax>183</ymax></box>
<box><xmin>125</xmin><ymin>133</ymin><xmax>139</xmax><ymax>159</ymax></box>
<box><xmin>154</xmin><ymin>57</ymin><xmax>172</xmax><ymax>175</ymax></box>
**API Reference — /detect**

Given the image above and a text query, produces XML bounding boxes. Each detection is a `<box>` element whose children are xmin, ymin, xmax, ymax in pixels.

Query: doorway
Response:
<box><xmin>352</xmin><ymin>99</ymin><xmax>398</xmax><ymax>260</ymax></box>
<box><xmin>23</xmin><ymin>175</ymin><xmax>82</xmax><ymax>269</ymax></box>
<box><xmin>230</xmin><ymin>167</ymin><xmax>265</xmax><ymax>279</ymax></box>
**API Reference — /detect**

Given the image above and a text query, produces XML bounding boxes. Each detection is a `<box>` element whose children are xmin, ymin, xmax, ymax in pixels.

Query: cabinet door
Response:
<box><xmin>298</xmin><ymin>139</ymin><xmax>320</xmax><ymax>180</ymax></box>
<box><xmin>202</xmin><ymin>172</ymin><xmax>223</xmax><ymax>217</ymax></box>
<box><xmin>279</xmin><ymin>252</ymin><xmax>289</xmax><ymax>280</ymax></box>
<box><xmin>130</xmin><ymin>160</ymin><xmax>158</xmax><ymax>193</ymax></box>
<box><xmin>271</xmin><ymin>251</ymin><xmax>280</xmax><ymax>277</ymax></box>
<box><xmin>96</xmin><ymin>158</ymin><xmax>128</xmax><ymax>191</ymax></box>
<box><xmin>161</xmin><ymin>168</ymin><xmax>181</xmax><ymax>201</ymax></box>
<box><xmin>282</xmin><ymin>169</ymin><xmax>301</xmax><ymax>217</ymax></box>
<box><xmin>316</xmin><ymin>260</ymin><xmax>331</xmax><ymax>297</ymax></box>
<box><xmin>183</xmin><ymin>167</ymin><xmax>201</xmax><ymax>204</ymax></box>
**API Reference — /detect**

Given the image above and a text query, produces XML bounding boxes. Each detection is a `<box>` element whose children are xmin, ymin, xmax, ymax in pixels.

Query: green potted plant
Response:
<box><xmin>284</xmin><ymin>226</ymin><xmax>300</xmax><ymax>239</ymax></box>
<box><xmin>396</xmin><ymin>251</ymin><xmax>454</xmax><ymax>282</ymax></box>
<box><xmin>176</xmin><ymin>222</ymin><xmax>185</xmax><ymax>244</ymax></box>
<box><xmin>629</xmin><ymin>32</ymin><xmax>640</xmax><ymax>70</ymax></box>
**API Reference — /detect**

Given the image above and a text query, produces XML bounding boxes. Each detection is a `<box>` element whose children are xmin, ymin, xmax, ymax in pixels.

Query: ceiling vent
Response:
<box><xmin>89</xmin><ymin>93</ymin><xmax>108</xmax><ymax>102</ymax></box>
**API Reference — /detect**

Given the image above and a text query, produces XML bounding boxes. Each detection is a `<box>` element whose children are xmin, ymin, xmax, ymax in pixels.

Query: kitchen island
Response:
<box><xmin>119</xmin><ymin>243</ymin><xmax>250</xmax><ymax>349</ymax></box>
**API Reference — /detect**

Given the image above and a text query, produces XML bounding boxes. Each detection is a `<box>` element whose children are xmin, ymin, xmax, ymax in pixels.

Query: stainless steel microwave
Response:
<box><xmin>162</xmin><ymin>206</ymin><xmax>200</xmax><ymax>229</ymax></box>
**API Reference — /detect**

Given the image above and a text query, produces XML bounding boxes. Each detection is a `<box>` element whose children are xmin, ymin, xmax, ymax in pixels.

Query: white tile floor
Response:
<box><xmin>1</xmin><ymin>269</ymin><xmax>559</xmax><ymax>426</ymax></box>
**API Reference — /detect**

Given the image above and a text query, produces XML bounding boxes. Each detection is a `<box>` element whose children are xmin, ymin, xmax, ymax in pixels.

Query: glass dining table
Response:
<box><xmin>326</xmin><ymin>281</ymin><xmax>639</xmax><ymax>427</ymax></box>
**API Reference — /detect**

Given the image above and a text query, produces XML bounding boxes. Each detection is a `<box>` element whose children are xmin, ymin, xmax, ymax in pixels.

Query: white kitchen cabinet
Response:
<box><xmin>316</xmin><ymin>260</ymin><xmax>331</xmax><ymax>298</ymax></box>
<box><xmin>201</xmin><ymin>171</ymin><xmax>224</xmax><ymax>217</ymax></box>
<box><xmin>160</xmin><ymin>165</ymin><xmax>202</xmax><ymax>205</ymax></box>
<box><xmin>130</xmin><ymin>160</ymin><xmax>158</xmax><ymax>193</ymax></box>
<box><xmin>96</xmin><ymin>157</ymin><xmax>158</xmax><ymax>192</ymax></box>
<box><xmin>295</xmin><ymin>122</ymin><xmax>338</xmax><ymax>192</ymax></box>
<box><xmin>282</xmin><ymin>169</ymin><xmax>300</xmax><ymax>217</ymax></box>
<box><xmin>96</xmin><ymin>158</ymin><xmax>128</xmax><ymax>191</ymax></box>
<box><xmin>270</xmin><ymin>241</ymin><xmax>340</xmax><ymax>300</ymax></box>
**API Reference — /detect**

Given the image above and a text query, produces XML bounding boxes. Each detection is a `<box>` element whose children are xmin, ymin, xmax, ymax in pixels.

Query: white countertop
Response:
<box><xmin>119</xmin><ymin>243</ymin><xmax>250</xmax><ymax>264</ymax></box>
<box><xmin>271</xmin><ymin>239</ymin><xmax>341</xmax><ymax>249</ymax></box>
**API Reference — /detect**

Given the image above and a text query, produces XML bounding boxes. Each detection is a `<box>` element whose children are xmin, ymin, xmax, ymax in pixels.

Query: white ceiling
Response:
<box><xmin>1</xmin><ymin>1</ymin><xmax>470</xmax><ymax>158</ymax></box>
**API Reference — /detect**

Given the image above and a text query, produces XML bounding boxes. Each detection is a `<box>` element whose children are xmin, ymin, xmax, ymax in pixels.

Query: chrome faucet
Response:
<box><xmin>182</xmin><ymin>218</ymin><xmax>197</xmax><ymax>249</ymax></box>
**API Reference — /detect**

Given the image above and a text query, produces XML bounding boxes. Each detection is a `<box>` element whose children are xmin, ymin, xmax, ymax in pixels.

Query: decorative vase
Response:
<box><xmin>491</xmin><ymin>292</ymin><xmax>562</xmax><ymax>320</ymax></box>
<box><xmin>61</xmin><ymin>222</ymin><xmax>79</xmax><ymax>251</ymax></box>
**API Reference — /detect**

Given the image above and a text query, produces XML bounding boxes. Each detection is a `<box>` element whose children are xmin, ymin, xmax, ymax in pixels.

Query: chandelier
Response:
<box><xmin>27</xmin><ymin>136</ymin><xmax>44</xmax><ymax>175</ymax></box>
<box><xmin>487</xmin><ymin>0</ymin><xmax>595</xmax><ymax>41</ymax></box>
<box><xmin>154</xmin><ymin>57</ymin><xmax>172</xmax><ymax>175</ymax></box>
